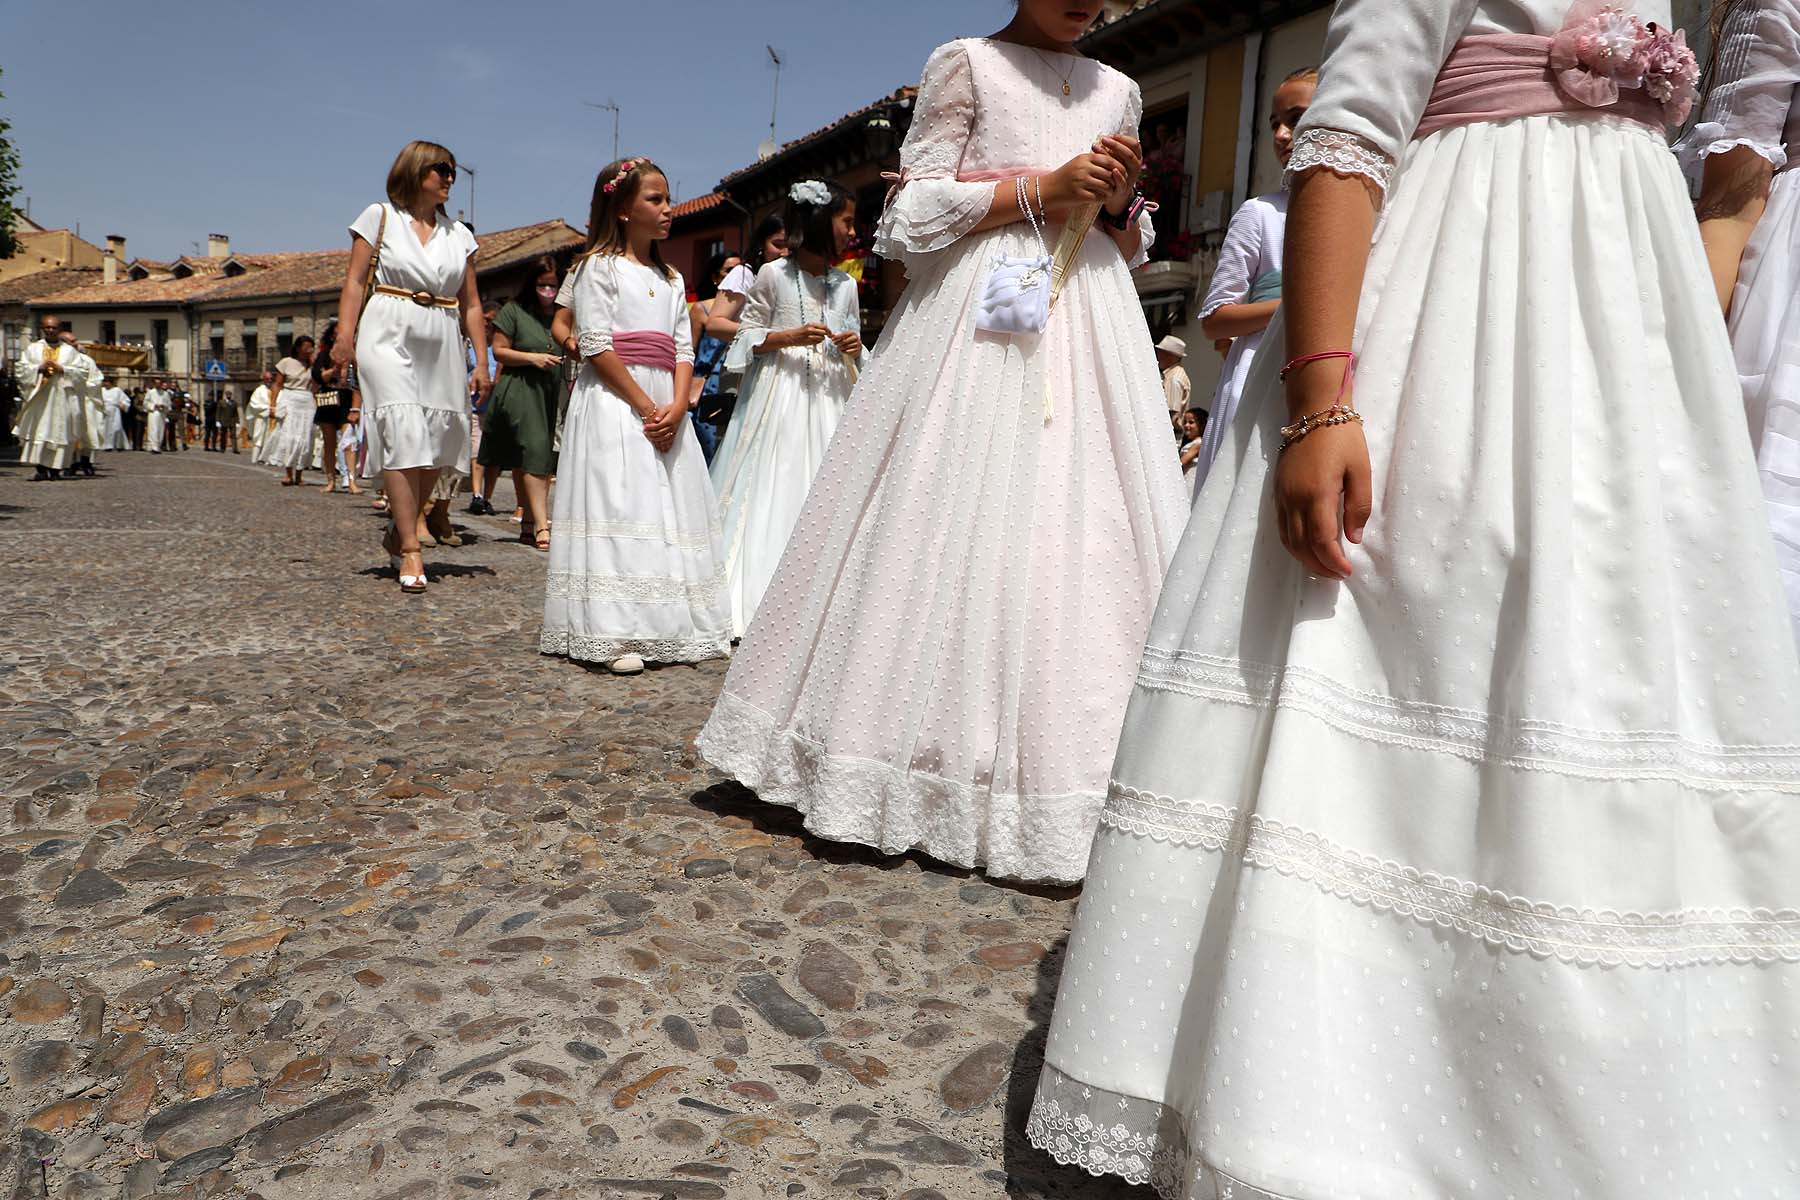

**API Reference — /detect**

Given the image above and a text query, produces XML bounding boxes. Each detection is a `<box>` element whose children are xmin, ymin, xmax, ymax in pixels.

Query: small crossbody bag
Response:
<box><xmin>975</xmin><ymin>177</ymin><xmax>1052</xmax><ymax>337</ymax></box>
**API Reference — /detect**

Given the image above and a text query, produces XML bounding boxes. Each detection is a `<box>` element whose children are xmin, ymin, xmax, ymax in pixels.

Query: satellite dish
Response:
<box><xmin>756</xmin><ymin>139</ymin><xmax>777</xmax><ymax>162</ymax></box>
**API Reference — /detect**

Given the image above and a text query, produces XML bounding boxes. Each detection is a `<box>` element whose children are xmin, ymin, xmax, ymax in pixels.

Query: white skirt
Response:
<box><xmin>539</xmin><ymin>362</ymin><xmax>731</xmax><ymax>665</ymax></box>
<box><xmin>696</xmin><ymin>222</ymin><xmax>1189</xmax><ymax>884</ymax></box>
<box><xmin>1028</xmin><ymin>115</ymin><xmax>1800</xmax><ymax>1199</ymax></box>
<box><xmin>262</xmin><ymin>390</ymin><xmax>316</xmax><ymax>469</ymax></box>
<box><xmin>709</xmin><ymin>344</ymin><xmax>852</xmax><ymax>638</ymax></box>
<box><xmin>1728</xmin><ymin>166</ymin><xmax>1800</xmax><ymax>643</ymax></box>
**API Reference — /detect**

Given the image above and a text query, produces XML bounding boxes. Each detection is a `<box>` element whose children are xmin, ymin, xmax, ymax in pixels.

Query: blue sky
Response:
<box><xmin>0</xmin><ymin>0</ymin><xmax>1013</xmax><ymax>260</ymax></box>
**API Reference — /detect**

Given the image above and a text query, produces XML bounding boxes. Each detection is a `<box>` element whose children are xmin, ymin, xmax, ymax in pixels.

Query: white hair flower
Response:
<box><xmin>788</xmin><ymin>180</ymin><xmax>832</xmax><ymax>207</ymax></box>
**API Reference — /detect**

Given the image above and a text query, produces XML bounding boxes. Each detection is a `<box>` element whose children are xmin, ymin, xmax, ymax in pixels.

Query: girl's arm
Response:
<box><xmin>705</xmin><ymin>290</ymin><xmax>746</xmax><ymax>340</ymax></box>
<box><xmin>1200</xmin><ymin>199</ymin><xmax>1276</xmax><ymax>340</ymax></box>
<box><xmin>1696</xmin><ymin>147</ymin><xmax>1775</xmax><ymax>312</ymax></box>
<box><xmin>551</xmin><ymin>306</ymin><xmax>577</xmax><ymax>358</ymax></box>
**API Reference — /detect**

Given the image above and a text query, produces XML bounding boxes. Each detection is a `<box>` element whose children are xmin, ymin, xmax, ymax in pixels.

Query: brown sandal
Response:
<box><xmin>533</xmin><ymin>525</ymin><xmax>551</xmax><ymax>552</ymax></box>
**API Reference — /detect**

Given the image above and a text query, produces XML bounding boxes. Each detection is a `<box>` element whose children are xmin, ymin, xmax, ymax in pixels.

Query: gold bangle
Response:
<box><xmin>1278</xmin><ymin>405</ymin><xmax>1362</xmax><ymax>453</ymax></box>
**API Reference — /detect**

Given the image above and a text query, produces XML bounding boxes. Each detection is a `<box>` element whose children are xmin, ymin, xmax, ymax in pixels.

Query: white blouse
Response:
<box><xmin>571</xmin><ymin>255</ymin><xmax>695</xmax><ymax>366</ymax></box>
<box><xmin>1288</xmin><ymin>0</ymin><xmax>1677</xmax><ymax>197</ymax></box>
<box><xmin>1683</xmin><ymin>0</ymin><xmax>1800</xmax><ymax>169</ymax></box>
<box><xmin>723</xmin><ymin>259</ymin><xmax>861</xmax><ymax>373</ymax></box>
<box><xmin>350</xmin><ymin>202</ymin><xmax>477</xmax><ymax>298</ymax></box>
<box><xmin>875</xmin><ymin>38</ymin><xmax>1157</xmax><ymax>267</ymax></box>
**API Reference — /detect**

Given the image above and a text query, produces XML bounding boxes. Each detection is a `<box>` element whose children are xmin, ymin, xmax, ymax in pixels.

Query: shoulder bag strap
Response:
<box><xmin>358</xmin><ymin>206</ymin><xmax>388</xmax><ymax>318</ymax></box>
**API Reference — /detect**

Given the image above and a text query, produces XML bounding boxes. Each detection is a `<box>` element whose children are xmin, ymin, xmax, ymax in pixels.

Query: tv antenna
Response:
<box><xmin>759</xmin><ymin>45</ymin><xmax>783</xmax><ymax>160</ymax></box>
<box><xmin>584</xmin><ymin>99</ymin><xmax>622</xmax><ymax>161</ymax></box>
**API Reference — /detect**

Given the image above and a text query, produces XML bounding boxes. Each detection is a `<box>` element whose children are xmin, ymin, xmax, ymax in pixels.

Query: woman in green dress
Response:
<box><xmin>477</xmin><ymin>256</ymin><xmax>566</xmax><ymax>548</ymax></box>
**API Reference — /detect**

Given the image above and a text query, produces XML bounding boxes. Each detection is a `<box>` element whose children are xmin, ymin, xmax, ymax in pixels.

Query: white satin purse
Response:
<box><xmin>975</xmin><ymin>177</ymin><xmax>1052</xmax><ymax>337</ymax></box>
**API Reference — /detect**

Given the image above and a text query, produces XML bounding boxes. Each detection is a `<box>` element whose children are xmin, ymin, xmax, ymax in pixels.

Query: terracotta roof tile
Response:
<box><xmin>720</xmin><ymin>87</ymin><xmax>917</xmax><ymax>186</ymax></box>
<box><xmin>672</xmin><ymin>192</ymin><xmax>727</xmax><ymax>219</ymax></box>
<box><xmin>0</xmin><ymin>267</ymin><xmax>104</xmax><ymax>306</ymax></box>
<box><xmin>36</xmin><ymin>271</ymin><xmax>236</xmax><ymax>308</ymax></box>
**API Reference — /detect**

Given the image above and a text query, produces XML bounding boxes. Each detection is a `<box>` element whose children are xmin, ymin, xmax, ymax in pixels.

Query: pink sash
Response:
<box><xmin>611</xmin><ymin>330</ymin><xmax>677</xmax><ymax>371</ymax></box>
<box><xmin>1415</xmin><ymin>34</ymin><xmax>1667</xmax><ymax>140</ymax></box>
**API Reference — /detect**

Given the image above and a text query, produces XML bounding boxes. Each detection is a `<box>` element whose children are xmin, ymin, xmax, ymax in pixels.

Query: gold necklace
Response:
<box><xmin>1031</xmin><ymin>47</ymin><xmax>1076</xmax><ymax>97</ymax></box>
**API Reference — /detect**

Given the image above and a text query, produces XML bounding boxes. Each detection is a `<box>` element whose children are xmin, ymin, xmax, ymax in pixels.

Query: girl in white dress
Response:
<box><xmin>261</xmin><ymin>338</ymin><xmax>317</xmax><ymax>484</ymax></box>
<box><xmin>1191</xmin><ymin>68</ymin><xmax>1313</xmax><ymax>495</ymax></box>
<box><xmin>696</xmin><ymin>1</ymin><xmax>1188</xmax><ymax>884</ymax></box>
<box><xmin>333</xmin><ymin>140</ymin><xmax>488</xmax><ymax>595</ymax></box>
<box><xmin>1028</xmin><ymin>3</ymin><xmax>1800</xmax><ymax>1197</ymax></box>
<box><xmin>710</xmin><ymin>179</ymin><xmax>862</xmax><ymax>638</ymax></box>
<box><xmin>1688</xmin><ymin>0</ymin><xmax>1800</xmax><ymax>641</ymax></box>
<box><xmin>540</xmin><ymin>157</ymin><xmax>731</xmax><ymax>675</ymax></box>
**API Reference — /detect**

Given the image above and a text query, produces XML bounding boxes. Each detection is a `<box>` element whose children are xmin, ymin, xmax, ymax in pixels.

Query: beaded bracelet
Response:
<box><xmin>1279</xmin><ymin>405</ymin><xmax>1363</xmax><ymax>452</ymax></box>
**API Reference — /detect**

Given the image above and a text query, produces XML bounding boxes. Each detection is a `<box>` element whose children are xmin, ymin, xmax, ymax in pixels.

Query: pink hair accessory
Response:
<box><xmin>603</xmin><ymin>158</ymin><xmax>645</xmax><ymax>194</ymax></box>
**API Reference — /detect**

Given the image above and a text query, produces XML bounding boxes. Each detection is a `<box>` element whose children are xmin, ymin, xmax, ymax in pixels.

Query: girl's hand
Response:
<box><xmin>1043</xmin><ymin>151</ymin><xmax>1122</xmax><ymax>215</ymax></box>
<box><xmin>1096</xmin><ymin>135</ymin><xmax>1143</xmax><ymax>214</ymax></box>
<box><xmin>643</xmin><ymin>400</ymin><xmax>683</xmax><ymax>451</ymax></box>
<box><xmin>1273</xmin><ymin>418</ymin><xmax>1371</xmax><ymax>581</ymax></box>
<box><xmin>788</xmin><ymin>324</ymin><xmax>831</xmax><ymax>349</ymax></box>
<box><xmin>331</xmin><ymin>336</ymin><xmax>355</xmax><ymax>370</ymax></box>
<box><xmin>830</xmin><ymin>330</ymin><xmax>862</xmax><ymax>357</ymax></box>
<box><xmin>470</xmin><ymin>370</ymin><xmax>491</xmax><ymax>402</ymax></box>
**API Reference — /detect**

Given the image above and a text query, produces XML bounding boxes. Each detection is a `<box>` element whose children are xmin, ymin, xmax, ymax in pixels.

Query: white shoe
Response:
<box><xmin>608</xmin><ymin>654</ymin><xmax>645</xmax><ymax>675</ymax></box>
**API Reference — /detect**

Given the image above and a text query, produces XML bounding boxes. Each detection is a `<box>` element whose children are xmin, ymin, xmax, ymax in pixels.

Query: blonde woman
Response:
<box><xmin>333</xmin><ymin>141</ymin><xmax>489</xmax><ymax>595</ymax></box>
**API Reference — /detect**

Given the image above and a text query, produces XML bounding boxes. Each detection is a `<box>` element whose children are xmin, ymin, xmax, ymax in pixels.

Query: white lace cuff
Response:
<box><xmin>1675</xmin><ymin>121</ymin><xmax>1788</xmax><ymax>171</ymax></box>
<box><xmin>576</xmin><ymin>331</ymin><xmax>612</xmax><ymax>358</ymax></box>
<box><xmin>1284</xmin><ymin>128</ymin><xmax>1395</xmax><ymax>197</ymax></box>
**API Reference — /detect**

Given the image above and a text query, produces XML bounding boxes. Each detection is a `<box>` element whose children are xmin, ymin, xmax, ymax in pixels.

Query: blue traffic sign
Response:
<box><xmin>203</xmin><ymin>360</ymin><xmax>228</xmax><ymax>380</ymax></box>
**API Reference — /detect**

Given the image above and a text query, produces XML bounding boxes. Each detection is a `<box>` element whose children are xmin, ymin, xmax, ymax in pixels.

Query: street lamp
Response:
<box><xmin>461</xmin><ymin>164</ymin><xmax>477</xmax><ymax>231</ymax></box>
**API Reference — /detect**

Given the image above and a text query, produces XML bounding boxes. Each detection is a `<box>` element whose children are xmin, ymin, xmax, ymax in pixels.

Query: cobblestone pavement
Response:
<box><xmin>0</xmin><ymin>449</ymin><xmax>1149</xmax><ymax>1200</ymax></box>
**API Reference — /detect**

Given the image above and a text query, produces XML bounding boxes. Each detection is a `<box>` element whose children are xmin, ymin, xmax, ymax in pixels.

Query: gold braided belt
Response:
<box><xmin>371</xmin><ymin>284</ymin><xmax>458</xmax><ymax>309</ymax></box>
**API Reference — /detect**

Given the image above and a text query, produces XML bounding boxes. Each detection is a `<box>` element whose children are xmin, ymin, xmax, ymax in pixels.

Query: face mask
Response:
<box><xmin>536</xmin><ymin>286</ymin><xmax>558</xmax><ymax>302</ymax></box>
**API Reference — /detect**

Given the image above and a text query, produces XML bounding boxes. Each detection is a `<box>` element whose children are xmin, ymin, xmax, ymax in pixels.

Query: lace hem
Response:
<box><xmin>539</xmin><ymin>628</ymin><xmax>730</xmax><ymax>664</ymax></box>
<box><xmin>696</xmin><ymin>688</ymin><xmax>1105</xmax><ymax>884</ymax></box>
<box><xmin>1283</xmin><ymin>129</ymin><xmax>1393</xmax><ymax>196</ymax></box>
<box><xmin>1099</xmin><ymin>782</ymin><xmax>1800</xmax><ymax>967</ymax></box>
<box><xmin>1136</xmin><ymin>645</ymin><xmax>1800</xmax><ymax>792</ymax></box>
<box><xmin>552</xmin><ymin>519</ymin><xmax>714</xmax><ymax>549</ymax></box>
<box><xmin>544</xmin><ymin>568</ymin><xmax>725</xmax><ymax>607</ymax></box>
<box><xmin>1026</xmin><ymin>1063</ymin><xmax>1293</xmax><ymax>1200</ymax></box>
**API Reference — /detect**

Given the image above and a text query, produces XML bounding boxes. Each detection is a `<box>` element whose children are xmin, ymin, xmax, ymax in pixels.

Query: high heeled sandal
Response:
<box><xmin>398</xmin><ymin>550</ymin><xmax>427</xmax><ymax>595</ymax></box>
<box><xmin>533</xmin><ymin>525</ymin><xmax>551</xmax><ymax>552</ymax></box>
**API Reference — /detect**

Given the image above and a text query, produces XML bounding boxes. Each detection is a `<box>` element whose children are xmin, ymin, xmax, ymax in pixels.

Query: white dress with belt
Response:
<box><xmin>350</xmin><ymin>202</ymin><xmax>474</xmax><ymax>478</ymax></box>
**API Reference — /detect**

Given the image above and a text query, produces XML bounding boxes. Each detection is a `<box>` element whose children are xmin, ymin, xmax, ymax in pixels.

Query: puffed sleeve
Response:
<box><xmin>724</xmin><ymin>262</ymin><xmax>781</xmax><ymax>373</ymax></box>
<box><xmin>575</xmin><ymin>257</ymin><xmax>618</xmax><ymax>359</ymax></box>
<box><xmin>874</xmin><ymin>41</ymin><xmax>994</xmax><ymax>262</ymax></box>
<box><xmin>1678</xmin><ymin>0</ymin><xmax>1800</xmax><ymax>170</ymax></box>
<box><xmin>1122</xmin><ymin>81</ymin><xmax>1157</xmax><ymax>269</ymax></box>
<box><xmin>453</xmin><ymin>221</ymin><xmax>479</xmax><ymax>259</ymax></box>
<box><xmin>671</xmin><ymin>272</ymin><xmax>695</xmax><ymax>366</ymax></box>
<box><xmin>1198</xmin><ymin>198</ymin><xmax>1264</xmax><ymax>319</ymax></box>
<box><xmin>555</xmin><ymin>265</ymin><xmax>578</xmax><ymax>310</ymax></box>
<box><xmin>1286</xmin><ymin>0</ymin><xmax>1480</xmax><ymax>199</ymax></box>
<box><xmin>717</xmin><ymin>263</ymin><xmax>756</xmax><ymax>297</ymax></box>
<box><xmin>348</xmin><ymin>202</ymin><xmax>386</xmax><ymax>246</ymax></box>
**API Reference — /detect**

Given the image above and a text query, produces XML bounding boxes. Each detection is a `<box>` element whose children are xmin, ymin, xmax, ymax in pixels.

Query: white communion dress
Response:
<box><xmin>350</xmin><ymin>203</ymin><xmax>474</xmax><ymax>478</ymax></box>
<box><xmin>709</xmin><ymin>257</ymin><xmax>860</xmax><ymax>638</ymax></box>
<box><xmin>1193</xmin><ymin>191</ymin><xmax>1286</xmax><ymax>495</ymax></box>
<box><xmin>696</xmin><ymin>37</ymin><xmax>1189</xmax><ymax>884</ymax></box>
<box><xmin>1681</xmin><ymin>0</ymin><xmax>1800</xmax><ymax>642</ymax></box>
<box><xmin>1028</xmin><ymin>2</ymin><xmax>1800</xmax><ymax>1197</ymax></box>
<box><xmin>539</xmin><ymin>255</ymin><xmax>731</xmax><ymax>666</ymax></box>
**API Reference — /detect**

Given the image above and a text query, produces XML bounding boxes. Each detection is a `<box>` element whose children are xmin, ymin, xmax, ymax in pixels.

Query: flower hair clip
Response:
<box><xmin>789</xmin><ymin>179</ymin><xmax>832</xmax><ymax>206</ymax></box>
<box><xmin>603</xmin><ymin>158</ymin><xmax>645</xmax><ymax>194</ymax></box>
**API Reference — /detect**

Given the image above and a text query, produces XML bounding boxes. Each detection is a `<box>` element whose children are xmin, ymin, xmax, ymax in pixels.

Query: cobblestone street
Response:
<box><xmin>0</xmin><ymin>450</ymin><xmax>1147</xmax><ymax>1200</ymax></box>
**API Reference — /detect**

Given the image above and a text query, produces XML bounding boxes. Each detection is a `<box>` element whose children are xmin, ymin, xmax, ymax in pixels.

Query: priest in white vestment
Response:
<box><xmin>60</xmin><ymin>331</ymin><xmax>103</xmax><ymax>476</ymax></box>
<box><xmin>246</xmin><ymin>372</ymin><xmax>274</xmax><ymax>461</ymax></box>
<box><xmin>11</xmin><ymin>316</ymin><xmax>91</xmax><ymax>479</ymax></box>
<box><xmin>144</xmin><ymin>385</ymin><xmax>171</xmax><ymax>454</ymax></box>
<box><xmin>103</xmin><ymin>380</ymin><xmax>130</xmax><ymax>450</ymax></box>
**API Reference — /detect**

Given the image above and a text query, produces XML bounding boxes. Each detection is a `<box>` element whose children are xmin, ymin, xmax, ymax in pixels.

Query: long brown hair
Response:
<box><xmin>577</xmin><ymin>157</ymin><xmax>675</xmax><ymax>279</ymax></box>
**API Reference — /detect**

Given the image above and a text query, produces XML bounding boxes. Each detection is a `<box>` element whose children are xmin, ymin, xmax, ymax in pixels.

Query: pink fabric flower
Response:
<box><xmin>1547</xmin><ymin>2</ymin><xmax>1700</xmax><ymax>128</ymax></box>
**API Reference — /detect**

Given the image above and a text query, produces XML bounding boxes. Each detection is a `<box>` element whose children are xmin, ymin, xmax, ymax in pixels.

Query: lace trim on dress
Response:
<box><xmin>544</xmin><ymin>569</ymin><xmax>725</xmax><ymax>607</ymax></box>
<box><xmin>576</xmin><ymin>331</ymin><xmax>612</xmax><ymax>358</ymax></box>
<box><xmin>1283</xmin><ymin>128</ymin><xmax>1394</xmax><ymax>195</ymax></box>
<box><xmin>1026</xmin><ymin>1063</ymin><xmax>1295</xmax><ymax>1200</ymax></box>
<box><xmin>1136</xmin><ymin>645</ymin><xmax>1800</xmax><ymax>792</ymax></box>
<box><xmin>1099</xmin><ymin>782</ymin><xmax>1800</xmax><ymax>967</ymax></box>
<box><xmin>539</xmin><ymin>629</ymin><xmax>730</xmax><ymax>664</ymax></box>
<box><xmin>551</xmin><ymin>519</ymin><xmax>714</xmax><ymax>549</ymax></box>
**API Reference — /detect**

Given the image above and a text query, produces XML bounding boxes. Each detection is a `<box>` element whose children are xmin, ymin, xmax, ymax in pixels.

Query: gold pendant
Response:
<box><xmin>1062</xmin><ymin>82</ymin><xmax>1071</xmax><ymax>96</ymax></box>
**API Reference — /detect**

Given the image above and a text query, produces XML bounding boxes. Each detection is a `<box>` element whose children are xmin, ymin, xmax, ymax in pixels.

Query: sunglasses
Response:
<box><xmin>429</xmin><ymin>161</ymin><xmax>457</xmax><ymax>183</ymax></box>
